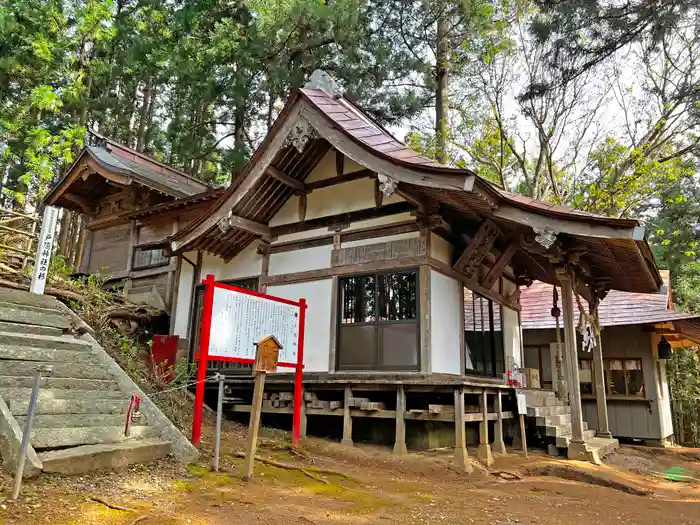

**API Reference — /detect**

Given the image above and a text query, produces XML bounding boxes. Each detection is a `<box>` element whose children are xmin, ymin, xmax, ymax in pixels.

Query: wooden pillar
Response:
<box><xmin>299</xmin><ymin>388</ymin><xmax>308</xmax><ymax>438</ymax></box>
<box><xmin>393</xmin><ymin>385</ymin><xmax>408</xmax><ymax>455</ymax></box>
<box><xmin>78</xmin><ymin>228</ymin><xmax>93</xmax><ymax>274</ymax></box>
<box><xmin>592</xmin><ymin>326</ymin><xmax>612</xmax><ymax>438</ymax></box>
<box><xmin>557</xmin><ymin>269</ymin><xmax>589</xmax><ymax>460</ymax></box>
<box><xmin>453</xmin><ymin>387</ymin><xmax>473</xmax><ymax>472</ymax></box>
<box><xmin>341</xmin><ymin>386</ymin><xmax>353</xmax><ymax>446</ymax></box>
<box><xmin>242</xmin><ymin>372</ymin><xmax>266</xmax><ymax>480</ymax></box>
<box><xmin>492</xmin><ymin>390</ymin><xmax>507</xmax><ymax>454</ymax></box>
<box><xmin>477</xmin><ymin>391</ymin><xmax>494</xmax><ymax>467</ymax></box>
<box><xmin>419</xmin><ymin>264</ymin><xmax>431</xmax><ymax>373</ymax></box>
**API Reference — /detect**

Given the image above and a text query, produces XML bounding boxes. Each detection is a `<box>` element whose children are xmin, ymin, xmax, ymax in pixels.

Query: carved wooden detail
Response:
<box><xmin>298</xmin><ymin>193</ymin><xmax>307</xmax><ymax>222</ymax></box>
<box><xmin>482</xmin><ymin>241</ymin><xmax>518</xmax><ymax>289</ymax></box>
<box><xmin>331</xmin><ymin>237</ymin><xmax>427</xmax><ymax>267</ymax></box>
<box><xmin>453</xmin><ymin>219</ymin><xmax>500</xmax><ymax>279</ymax></box>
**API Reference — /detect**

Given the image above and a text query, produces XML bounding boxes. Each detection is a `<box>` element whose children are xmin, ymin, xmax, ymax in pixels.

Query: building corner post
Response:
<box><xmin>590</xmin><ymin>298</ymin><xmax>612</xmax><ymax>439</ymax></box>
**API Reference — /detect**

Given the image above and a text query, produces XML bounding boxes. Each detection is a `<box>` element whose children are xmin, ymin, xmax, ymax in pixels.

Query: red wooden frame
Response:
<box><xmin>191</xmin><ymin>274</ymin><xmax>307</xmax><ymax>446</ymax></box>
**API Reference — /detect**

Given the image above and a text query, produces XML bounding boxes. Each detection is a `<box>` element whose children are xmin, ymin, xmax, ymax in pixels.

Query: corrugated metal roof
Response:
<box><xmin>520</xmin><ymin>270</ymin><xmax>700</xmax><ymax>329</ymax></box>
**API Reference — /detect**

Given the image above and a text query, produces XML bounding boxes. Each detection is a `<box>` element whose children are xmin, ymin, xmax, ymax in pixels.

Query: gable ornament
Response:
<box><xmin>377</xmin><ymin>173</ymin><xmax>398</xmax><ymax>196</ymax></box>
<box><xmin>533</xmin><ymin>226</ymin><xmax>558</xmax><ymax>249</ymax></box>
<box><xmin>284</xmin><ymin>117</ymin><xmax>318</xmax><ymax>153</ymax></box>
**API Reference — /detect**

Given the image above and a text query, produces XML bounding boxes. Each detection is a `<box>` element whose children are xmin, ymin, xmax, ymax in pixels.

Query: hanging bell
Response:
<box><xmin>551</xmin><ymin>306</ymin><xmax>560</xmax><ymax>318</ymax></box>
<box><xmin>657</xmin><ymin>336</ymin><xmax>672</xmax><ymax>360</ymax></box>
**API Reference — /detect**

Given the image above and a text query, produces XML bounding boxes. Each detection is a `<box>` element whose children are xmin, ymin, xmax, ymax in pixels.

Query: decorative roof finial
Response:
<box><xmin>305</xmin><ymin>70</ymin><xmax>343</xmax><ymax>99</ymax></box>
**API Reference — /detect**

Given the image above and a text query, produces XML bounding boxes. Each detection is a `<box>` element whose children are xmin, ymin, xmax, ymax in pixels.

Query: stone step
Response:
<box><xmin>555</xmin><ymin>429</ymin><xmax>598</xmax><ymax>448</ymax></box>
<box><xmin>0</xmin><ymin>288</ymin><xmax>63</xmax><ymax>311</ymax></box>
<box><xmin>39</xmin><ymin>438</ymin><xmax>171</xmax><ymax>475</ymax></box>
<box><xmin>18</xmin><ymin>413</ymin><xmax>132</xmax><ymax>428</ymax></box>
<box><xmin>5</xmin><ymin>388</ymin><xmax>125</xmax><ymax>405</ymax></box>
<box><xmin>0</xmin><ymin>359</ymin><xmax>112</xmax><ymax>379</ymax></box>
<box><xmin>585</xmin><ymin>437</ymin><xmax>620</xmax><ymax>464</ymax></box>
<box><xmin>0</xmin><ymin>305</ymin><xmax>70</xmax><ymax>329</ymax></box>
<box><xmin>9</xmin><ymin>397</ymin><xmax>127</xmax><ymax>416</ymax></box>
<box><xmin>0</xmin><ymin>360</ymin><xmax>113</xmax><ymax>380</ymax></box>
<box><xmin>546</xmin><ymin>424</ymin><xmax>572</xmax><ymax>437</ymax></box>
<box><xmin>536</xmin><ymin>413</ymin><xmax>571</xmax><ymax>427</ymax></box>
<box><xmin>527</xmin><ymin>405</ymin><xmax>571</xmax><ymax>417</ymax></box>
<box><xmin>0</xmin><ymin>376</ymin><xmax>119</xmax><ymax>391</ymax></box>
<box><xmin>0</xmin><ymin>321</ymin><xmax>63</xmax><ymax>337</ymax></box>
<box><xmin>0</xmin><ymin>332</ymin><xmax>91</xmax><ymax>351</ymax></box>
<box><xmin>0</xmin><ymin>345</ymin><xmax>95</xmax><ymax>363</ymax></box>
<box><xmin>31</xmin><ymin>425</ymin><xmax>156</xmax><ymax>449</ymax></box>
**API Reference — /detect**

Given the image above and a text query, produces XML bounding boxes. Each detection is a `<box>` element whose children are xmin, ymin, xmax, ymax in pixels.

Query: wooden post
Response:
<box><xmin>492</xmin><ymin>391</ymin><xmax>507</xmax><ymax>454</ymax></box>
<box><xmin>393</xmin><ymin>385</ymin><xmax>407</xmax><ymax>456</ymax></box>
<box><xmin>342</xmin><ymin>386</ymin><xmax>353</xmax><ymax>446</ymax></box>
<box><xmin>519</xmin><ymin>414</ymin><xmax>528</xmax><ymax>458</ymax></box>
<box><xmin>477</xmin><ymin>390</ymin><xmax>494</xmax><ymax>467</ymax></box>
<box><xmin>453</xmin><ymin>387</ymin><xmax>473</xmax><ymax>472</ymax></box>
<box><xmin>242</xmin><ymin>371</ymin><xmax>266</xmax><ymax>481</ymax></box>
<box><xmin>299</xmin><ymin>388</ymin><xmax>308</xmax><ymax>438</ymax></box>
<box><xmin>557</xmin><ymin>269</ymin><xmax>589</xmax><ymax>461</ymax></box>
<box><xmin>243</xmin><ymin>335</ymin><xmax>282</xmax><ymax>481</ymax></box>
<box><xmin>592</xmin><ymin>318</ymin><xmax>612</xmax><ymax>438</ymax></box>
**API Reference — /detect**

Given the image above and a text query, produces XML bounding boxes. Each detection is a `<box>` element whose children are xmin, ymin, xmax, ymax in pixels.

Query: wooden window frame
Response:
<box><xmin>463</xmin><ymin>288</ymin><xmax>504</xmax><ymax>378</ymax></box>
<box><xmin>132</xmin><ymin>244</ymin><xmax>171</xmax><ymax>271</ymax></box>
<box><xmin>335</xmin><ymin>268</ymin><xmax>420</xmax><ymax>372</ymax></box>
<box><xmin>603</xmin><ymin>357</ymin><xmax>645</xmax><ymax>398</ymax></box>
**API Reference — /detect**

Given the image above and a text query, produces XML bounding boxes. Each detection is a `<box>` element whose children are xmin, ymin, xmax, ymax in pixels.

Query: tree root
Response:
<box><xmin>89</xmin><ymin>496</ymin><xmax>134</xmax><ymax>512</ymax></box>
<box><xmin>128</xmin><ymin>516</ymin><xmax>150</xmax><ymax>525</ymax></box>
<box><xmin>231</xmin><ymin>452</ymin><xmax>329</xmax><ymax>484</ymax></box>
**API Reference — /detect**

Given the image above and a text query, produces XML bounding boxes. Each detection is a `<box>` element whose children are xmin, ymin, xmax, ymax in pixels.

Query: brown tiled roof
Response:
<box><xmin>168</xmin><ymin>82</ymin><xmax>661</xmax><ymax>293</ymax></box>
<box><xmin>520</xmin><ymin>270</ymin><xmax>699</xmax><ymax>329</ymax></box>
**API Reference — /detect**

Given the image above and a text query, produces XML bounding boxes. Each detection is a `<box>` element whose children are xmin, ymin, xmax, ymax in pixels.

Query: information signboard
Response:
<box><xmin>208</xmin><ymin>285</ymin><xmax>300</xmax><ymax>366</ymax></box>
<box><xmin>192</xmin><ymin>275</ymin><xmax>307</xmax><ymax>447</ymax></box>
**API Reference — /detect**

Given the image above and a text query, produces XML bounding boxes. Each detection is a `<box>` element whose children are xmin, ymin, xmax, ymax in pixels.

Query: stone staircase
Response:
<box><xmin>0</xmin><ymin>287</ymin><xmax>197</xmax><ymax>475</ymax></box>
<box><xmin>522</xmin><ymin>389</ymin><xmax>619</xmax><ymax>464</ymax></box>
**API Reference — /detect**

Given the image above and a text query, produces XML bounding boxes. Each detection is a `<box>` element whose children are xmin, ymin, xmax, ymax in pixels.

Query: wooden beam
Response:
<box><xmin>453</xmin><ymin>219</ymin><xmax>500</xmax><ymax>279</ymax></box>
<box><xmin>267</xmin><ymin>165</ymin><xmax>305</xmax><ymax>192</ymax></box>
<box><xmin>62</xmin><ymin>193</ymin><xmax>97</xmax><ymax>215</ymax></box>
<box><xmin>495</xmin><ymin>204</ymin><xmax>645</xmax><ymax>241</ymax></box>
<box><xmin>336</xmin><ymin>150</ymin><xmax>344</xmax><ymax>177</ymax></box>
<box><xmin>482</xmin><ymin>241</ymin><xmax>518</xmax><ymax>290</ymax></box>
<box><xmin>304</xmin><ymin>169</ymin><xmax>374</xmax><ymax>192</ymax></box>
<box><xmin>229</xmin><ymin>215</ymin><xmax>271</xmax><ymax>237</ymax></box>
<box><xmin>270</xmin><ymin>201</ymin><xmax>413</xmax><ymax>237</ymax></box>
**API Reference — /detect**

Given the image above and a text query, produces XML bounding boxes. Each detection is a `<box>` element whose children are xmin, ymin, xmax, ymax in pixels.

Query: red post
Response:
<box><xmin>192</xmin><ymin>274</ymin><xmax>216</xmax><ymax>446</ymax></box>
<box><xmin>292</xmin><ymin>298</ymin><xmax>307</xmax><ymax>447</ymax></box>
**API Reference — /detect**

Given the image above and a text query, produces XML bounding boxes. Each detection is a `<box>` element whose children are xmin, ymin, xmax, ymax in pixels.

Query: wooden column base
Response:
<box><xmin>393</xmin><ymin>385</ymin><xmax>407</xmax><ymax>456</ymax></box>
<box><xmin>342</xmin><ymin>386</ymin><xmax>353</xmax><ymax>447</ymax></box>
<box><xmin>453</xmin><ymin>387</ymin><xmax>473</xmax><ymax>473</ymax></box>
<box><xmin>477</xmin><ymin>444</ymin><xmax>494</xmax><ymax>467</ymax></box>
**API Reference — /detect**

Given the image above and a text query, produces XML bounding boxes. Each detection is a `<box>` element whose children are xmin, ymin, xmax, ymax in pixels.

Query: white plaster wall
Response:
<box><xmin>502</xmin><ymin>306</ymin><xmax>523</xmax><ymax>370</ymax></box>
<box><xmin>267</xmin><ymin>280</ymin><xmax>333</xmax><ymax>373</ymax></box>
<box><xmin>172</xmin><ymin>252</ymin><xmax>196</xmax><ymax>339</ymax></box>
<box><xmin>430</xmin><ymin>270</ymin><xmax>462</xmax><ymax>374</ymax></box>
<box><xmin>431</xmin><ymin>233</ymin><xmax>453</xmax><ymax>265</ymax></box>
<box><xmin>200</xmin><ymin>242</ymin><xmax>262</xmax><ymax>280</ymax></box>
<box><xmin>268</xmin><ymin>245</ymin><xmax>333</xmax><ymax>275</ymax></box>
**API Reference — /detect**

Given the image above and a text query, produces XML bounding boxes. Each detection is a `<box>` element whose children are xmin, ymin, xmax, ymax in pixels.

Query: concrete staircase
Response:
<box><xmin>522</xmin><ymin>389</ymin><xmax>618</xmax><ymax>464</ymax></box>
<box><xmin>0</xmin><ymin>287</ymin><xmax>197</xmax><ymax>475</ymax></box>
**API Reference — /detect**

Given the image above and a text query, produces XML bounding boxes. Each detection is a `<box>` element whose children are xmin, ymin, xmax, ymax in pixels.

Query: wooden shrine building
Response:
<box><xmin>44</xmin><ymin>71</ymin><xmax>665</xmax><ymax>465</ymax></box>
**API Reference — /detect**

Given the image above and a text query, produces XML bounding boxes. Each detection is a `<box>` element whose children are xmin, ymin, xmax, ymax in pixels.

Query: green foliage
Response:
<box><xmin>666</xmin><ymin>348</ymin><xmax>700</xmax><ymax>446</ymax></box>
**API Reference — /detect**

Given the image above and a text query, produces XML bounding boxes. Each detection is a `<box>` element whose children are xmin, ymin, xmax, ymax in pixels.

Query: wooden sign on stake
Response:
<box><xmin>243</xmin><ymin>335</ymin><xmax>283</xmax><ymax>481</ymax></box>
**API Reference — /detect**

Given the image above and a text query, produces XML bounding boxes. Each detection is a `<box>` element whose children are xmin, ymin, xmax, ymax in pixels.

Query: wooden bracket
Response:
<box><xmin>268</xmin><ymin>165</ymin><xmax>305</xmax><ymax>192</ymax></box>
<box><xmin>482</xmin><ymin>241</ymin><xmax>518</xmax><ymax>290</ymax></box>
<box><xmin>228</xmin><ymin>215</ymin><xmax>271</xmax><ymax>237</ymax></box>
<box><xmin>453</xmin><ymin>219</ymin><xmax>500</xmax><ymax>279</ymax></box>
<box><xmin>298</xmin><ymin>193</ymin><xmax>308</xmax><ymax>222</ymax></box>
<box><xmin>336</xmin><ymin>150</ymin><xmax>344</xmax><ymax>177</ymax></box>
<box><xmin>374</xmin><ymin>178</ymin><xmax>383</xmax><ymax>208</ymax></box>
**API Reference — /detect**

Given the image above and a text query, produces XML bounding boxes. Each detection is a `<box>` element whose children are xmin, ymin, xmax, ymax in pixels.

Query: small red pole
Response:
<box><xmin>192</xmin><ymin>274</ymin><xmax>216</xmax><ymax>446</ymax></box>
<box><xmin>292</xmin><ymin>298</ymin><xmax>307</xmax><ymax>447</ymax></box>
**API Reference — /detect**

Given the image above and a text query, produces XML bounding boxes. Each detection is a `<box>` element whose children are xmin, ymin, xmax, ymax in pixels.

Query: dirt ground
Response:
<box><xmin>2</xmin><ymin>416</ymin><xmax>700</xmax><ymax>525</ymax></box>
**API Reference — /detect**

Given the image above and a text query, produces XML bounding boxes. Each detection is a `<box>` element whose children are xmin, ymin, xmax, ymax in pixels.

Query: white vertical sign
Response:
<box><xmin>30</xmin><ymin>205</ymin><xmax>59</xmax><ymax>295</ymax></box>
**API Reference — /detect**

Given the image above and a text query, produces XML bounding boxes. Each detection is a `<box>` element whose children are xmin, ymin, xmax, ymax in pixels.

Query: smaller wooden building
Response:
<box><xmin>521</xmin><ymin>271</ymin><xmax>700</xmax><ymax>445</ymax></box>
<box><xmin>44</xmin><ymin>133</ymin><xmax>211</xmax><ymax>312</ymax></box>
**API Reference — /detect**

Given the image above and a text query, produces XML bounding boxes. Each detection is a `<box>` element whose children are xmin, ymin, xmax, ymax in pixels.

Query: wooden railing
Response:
<box><xmin>0</xmin><ymin>208</ymin><xmax>39</xmax><ymax>270</ymax></box>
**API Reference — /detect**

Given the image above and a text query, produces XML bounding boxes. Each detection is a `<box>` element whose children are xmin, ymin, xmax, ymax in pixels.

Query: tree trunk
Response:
<box><xmin>136</xmin><ymin>77</ymin><xmax>153</xmax><ymax>152</ymax></box>
<box><xmin>58</xmin><ymin>210</ymin><xmax>72</xmax><ymax>257</ymax></box>
<box><xmin>143</xmin><ymin>82</ymin><xmax>158</xmax><ymax>153</ymax></box>
<box><xmin>435</xmin><ymin>7</ymin><xmax>449</xmax><ymax>164</ymax></box>
<box><xmin>64</xmin><ymin>213</ymin><xmax>78</xmax><ymax>264</ymax></box>
<box><xmin>73</xmin><ymin>216</ymin><xmax>86</xmax><ymax>269</ymax></box>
